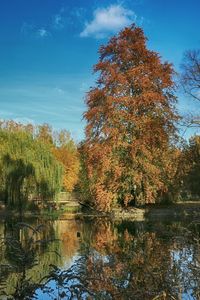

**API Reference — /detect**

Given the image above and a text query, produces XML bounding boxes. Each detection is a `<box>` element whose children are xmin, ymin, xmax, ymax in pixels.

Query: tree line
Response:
<box><xmin>0</xmin><ymin>120</ymin><xmax>79</xmax><ymax>209</ymax></box>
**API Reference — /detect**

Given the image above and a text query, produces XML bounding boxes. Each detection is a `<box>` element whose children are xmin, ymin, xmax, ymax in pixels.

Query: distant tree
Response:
<box><xmin>37</xmin><ymin>123</ymin><xmax>53</xmax><ymax>144</ymax></box>
<box><xmin>77</xmin><ymin>143</ymin><xmax>93</xmax><ymax>205</ymax></box>
<box><xmin>180</xmin><ymin>50</ymin><xmax>200</xmax><ymax>128</ymax></box>
<box><xmin>181</xmin><ymin>50</ymin><xmax>200</xmax><ymax>102</ymax></box>
<box><xmin>83</xmin><ymin>24</ymin><xmax>179</xmax><ymax>211</ymax></box>
<box><xmin>181</xmin><ymin>135</ymin><xmax>200</xmax><ymax>198</ymax></box>
<box><xmin>52</xmin><ymin>130</ymin><xmax>80</xmax><ymax>192</ymax></box>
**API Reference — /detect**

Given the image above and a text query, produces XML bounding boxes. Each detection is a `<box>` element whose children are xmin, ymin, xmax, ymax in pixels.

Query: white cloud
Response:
<box><xmin>37</xmin><ymin>28</ymin><xmax>50</xmax><ymax>38</ymax></box>
<box><xmin>80</xmin><ymin>4</ymin><xmax>136</xmax><ymax>38</ymax></box>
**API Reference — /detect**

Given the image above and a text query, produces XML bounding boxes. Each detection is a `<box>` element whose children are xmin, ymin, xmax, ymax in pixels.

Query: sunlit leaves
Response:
<box><xmin>0</xmin><ymin>121</ymin><xmax>79</xmax><ymax>207</ymax></box>
<box><xmin>83</xmin><ymin>24</ymin><xmax>179</xmax><ymax>210</ymax></box>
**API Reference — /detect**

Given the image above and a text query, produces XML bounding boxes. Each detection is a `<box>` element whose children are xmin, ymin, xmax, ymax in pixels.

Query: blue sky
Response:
<box><xmin>0</xmin><ymin>0</ymin><xmax>200</xmax><ymax>140</ymax></box>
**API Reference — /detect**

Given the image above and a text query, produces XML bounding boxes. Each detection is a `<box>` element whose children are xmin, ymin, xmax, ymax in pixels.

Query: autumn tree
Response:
<box><xmin>36</xmin><ymin>124</ymin><xmax>80</xmax><ymax>192</ymax></box>
<box><xmin>83</xmin><ymin>24</ymin><xmax>179</xmax><ymax>211</ymax></box>
<box><xmin>37</xmin><ymin>123</ymin><xmax>54</xmax><ymax>144</ymax></box>
<box><xmin>52</xmin><ymin>130</ymin><xmax>80</xmax><ymax>192</ymax></box>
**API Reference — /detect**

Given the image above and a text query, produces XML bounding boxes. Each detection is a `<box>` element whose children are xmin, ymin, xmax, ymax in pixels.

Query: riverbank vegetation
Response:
<box><xmin>0</xmin><ymin>24</ymin><xmax>199</xmax><ymax>213</ymax></box>
<box><xmin>0</xmin><ymin>121</ymin><xmax>79</xmax><ymax>210</ymax></box>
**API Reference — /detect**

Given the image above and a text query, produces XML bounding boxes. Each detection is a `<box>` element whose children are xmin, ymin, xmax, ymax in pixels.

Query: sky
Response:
<box><xmin>0</xmin><ymin>0</ymin><xmax>200</xmax><ymax>141</ymax></box>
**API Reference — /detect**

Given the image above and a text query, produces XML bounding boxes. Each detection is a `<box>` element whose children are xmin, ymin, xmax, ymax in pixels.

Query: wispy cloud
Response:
<box><xmin>53</xmin><ymin>11</ymin><xmax>65</xmax><ymax>30</ymax></box>
<box><xmin>54</xmin><ymin>14</ymin><xmax>64</xmax><ymax>29</ymax></box>
<box><xmin>80</xmin><ymin>4</ymin><xmax>137</xmax><ymax>38</ymax></box>
<box><xmin>71</xmin><ymin>7</ymin><xmax>86</xmax><ymax>23</ymax></box>
<box><xmin>0</xmin><ymin>72</ymin><xmax>92</xmax><ymax>140</ymax></box>
<box><xmin>52</xmin><ymin>6</ymin><xmax>86</xmax><ymax>30</ymax></box>
<box><xmin>37</xmin><ymin>28</ymin><xmax>50</xmax><ymax>38</ymax></box>
<box><xmin>21</xmin><ymin>22</ymin><xmax>50</xmax><ymax>39</ymax></box>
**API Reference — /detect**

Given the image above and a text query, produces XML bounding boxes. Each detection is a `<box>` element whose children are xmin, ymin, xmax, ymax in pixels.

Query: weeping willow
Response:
<box><xmin>0</xmin><ymin>129</ymin><xmax>63</xmax><ymax>208</ymax></box>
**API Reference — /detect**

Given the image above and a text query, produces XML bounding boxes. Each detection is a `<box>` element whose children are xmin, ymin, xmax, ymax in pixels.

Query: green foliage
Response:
<box><xmin>0</xmin><ymin>220</ymin><xmax>60</xmax><ymax>299</ymax></box>
<box><xmin>0</xmin><ymin>126</ymin><xmax>63</xmax><ymax>208</ymax></box>
<box><xmin>181</xmin><ymin>135</ymin><xmax>200</xmax><ymax>199</ymax></box>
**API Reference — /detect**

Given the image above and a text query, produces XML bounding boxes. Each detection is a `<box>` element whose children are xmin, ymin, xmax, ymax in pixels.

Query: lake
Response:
<box><xmin>0</xmin><ymin>214</ymin><xmax>199</xmax><ymax>299</ymax></box>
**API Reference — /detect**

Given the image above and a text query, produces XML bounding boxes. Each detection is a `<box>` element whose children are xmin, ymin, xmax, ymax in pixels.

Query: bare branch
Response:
<box><xmin>181</xmin><ymin>49</ymin><xmax>200</xmax><ymax>102</ymax></box>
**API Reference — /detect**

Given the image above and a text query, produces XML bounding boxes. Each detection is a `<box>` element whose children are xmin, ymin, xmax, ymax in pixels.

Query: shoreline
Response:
<box><xmin>0</xmin><ymin>202</ymin><xmax>200</xmax><ymax>221</ymax></box>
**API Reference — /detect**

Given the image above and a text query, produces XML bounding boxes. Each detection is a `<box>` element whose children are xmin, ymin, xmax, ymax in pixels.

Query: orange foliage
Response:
<box><xmin>84</xmin><ymin>222</ymin><xmax>172</xmax><ymax>300</ymax></box>
<box><xmin>83</xmin><ymin>24</ymin><xmax>179</xmax><ymax>210</ymax></box>
<box><xmin>53</xmin><ymin>146</ymin><xmax>79</xmax><ymax>192</ymax></box>
<box><xmin>52</xmin><ymin>131</ymin><xmax>79</xmax><ymax>192</ymax></box>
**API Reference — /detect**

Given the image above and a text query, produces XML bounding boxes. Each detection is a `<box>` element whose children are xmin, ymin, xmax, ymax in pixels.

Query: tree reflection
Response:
<box><xmin>0</xmin><ymin>218</ymin><xmax>199</xmax><ymax>299</ymax></box>
<box><xmin>78</xmin><ymin>219</ymin><xmax>200</xmax><ymax>299</ymax></box>
<box><xmin>0</xmin><ymin>218</ymin><xmax>61</xmax><ymax>299</ymax></box>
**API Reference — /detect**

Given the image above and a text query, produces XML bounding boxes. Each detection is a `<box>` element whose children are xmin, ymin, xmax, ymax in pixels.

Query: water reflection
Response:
<box><xmin>82</xmin><ymin>220</ymin><xmax>200</xmax><ymax>299</ymax></box>
<box><xmin>0</xmin><ymin>217</ymin><xmax>199</xmax><ymax>299</ymax></box>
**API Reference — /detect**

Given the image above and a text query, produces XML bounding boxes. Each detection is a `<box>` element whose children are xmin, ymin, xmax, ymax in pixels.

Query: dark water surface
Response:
<box><xmin>0</xmin><ymin>215</ymin><xmax>199</xmax><ymax>299</ymax></box>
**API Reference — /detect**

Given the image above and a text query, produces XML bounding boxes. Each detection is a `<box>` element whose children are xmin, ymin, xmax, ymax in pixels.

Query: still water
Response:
<box><xmin>0</xmin><ymin>215</ymin><xmax>199</xmax><ymax>300</ymax></box>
